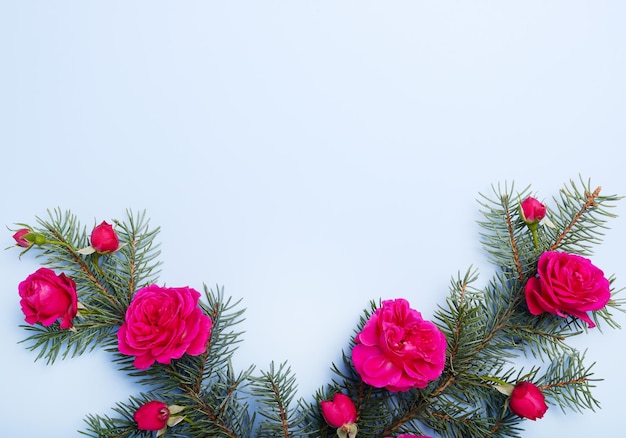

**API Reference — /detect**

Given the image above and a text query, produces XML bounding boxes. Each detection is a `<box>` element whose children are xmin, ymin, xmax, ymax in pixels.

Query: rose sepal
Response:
<box><xmin>337</xmin><ymin>423</ymin><xmax>358</xmax><ymax>438</ymax></box>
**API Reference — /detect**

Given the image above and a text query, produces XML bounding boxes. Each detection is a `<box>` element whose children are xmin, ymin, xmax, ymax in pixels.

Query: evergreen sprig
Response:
<box><xmin>10</xmin><ymin>178</ymin><xmax>623</xmax><ymax>437</ymax></box>
<box><xmin>250</xmin><ymin>361</ymin><xmax>311</xmax><ymax>437</ymax></box>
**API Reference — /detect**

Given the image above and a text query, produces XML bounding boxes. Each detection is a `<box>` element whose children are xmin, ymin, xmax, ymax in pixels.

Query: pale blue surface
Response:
<box><xmin>1</xmin><ymin>2</ymin><xmax>625</xmax><ymax>436</ymax></box>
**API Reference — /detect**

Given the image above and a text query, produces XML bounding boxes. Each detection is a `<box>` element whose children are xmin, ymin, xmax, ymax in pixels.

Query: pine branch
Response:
<box><xmin>80</xmin><ymin>393</ymin><xmax>164</xmax><ymax>438</ymax></box>
<box><xmin>251</xmin><ymin>361</ymin><xmax>309</xmax><ymax>437</ymax></box>
<box><xmin>547</xmin><ymin>177</ymin><xmax>621</xmax><ymax>255</ymax></box>
<box><xmin>18</xmin><ymin>321</ymin><xmax>116</xmax><ymax>364</ymax></box>
<box><xmin>537</xmin><ymin>351</ymin><xmax>601</xmax><ymax>413</ymax></box>
<box><xmin>186</xmin><ymin>363</ymin><xmax>255</xmax><ymax>438</ymax></box>
<box><xmin>110</xmin><ymin>210</ymin><xmax>162</xmax><ymax>304</ymax></box>
<box><xmin>477</xmin><ymin>182</ymin><xmax>534</xmax><ymax>280</ymax></box>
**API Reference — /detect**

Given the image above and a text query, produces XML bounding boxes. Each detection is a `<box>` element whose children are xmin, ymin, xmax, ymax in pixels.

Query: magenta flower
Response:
<box><xmin>321</xmin><ymin>393</ymin><xmax>358</xmax><ymax>438</ymax></box>
<box><xmin>520</xmin><ymin>197</ymin><xmax>546</xmax><ymax>224</ymax></box>
<box><xmin>90</xmin><ymin>221</ymin><xmax>120</xmax><ymax>253</ymax></box>
<box><xmin>508</xmin><ymin>382</ymin><xmax>548</xmax><ymax>420</ymax></box>
<box><xmin>134</xmin><ymin>401</ymin><xmax>170</xmax><ymax>431</ymax></box>
<box><xmin>352</xmin><ymin>298</ymin><xmax>447</xmax><ymax>391</ymax></box>
<box><xmin>18</xmin><ymin>267</ymin><xmax>78</xmax><ymax>329</ymax></box>
<box><xmin>12</xmin><ymin>229</ymin><xmax>32</xmax><ymax>247</ymax></box>
<box><xmin>118</xmin><ymin>285</ymin><xmax>213</xmax><ymax>369</ymax></box>
<box><xmin>525</xmin><ymin>251</ymin><xmax>611</xmax><ymax>327</ymax></box>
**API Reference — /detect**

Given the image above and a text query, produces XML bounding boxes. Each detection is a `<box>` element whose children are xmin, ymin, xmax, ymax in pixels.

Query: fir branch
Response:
<box><xmin>111</xmin><ymin>210</ymin><xmax>162</xmax><ymax>304</ymax></box>
<box><xmin>80</xmin><ymin>394</ymin><xmax>157</xmax><ymax>438</ymax></box>
<box><xmin>537</xmin><ymin>351</ymin><xmax>601</xmax><ymax>413</ymax></box>
<box><xmin>477</xmin><ymin>182</ymin><xmax>533</xmax><ymax>280</ymax></box>
<box><xmin>251</xmin><ymin>361</ymin><xmax>308</xmax><ymax>437</ymax></box>
<box><xmin>186</xmin><ymin>363</ymin><xmax>255</xmax><ymax>438</ymax></box>
<box><xmin>201</xmin><ymin>285</ymin><xmax>247</xmax><ymax>382</ymax></box>
<box><xmin>547</xmin><ymin>178</ymin><xmax>621</xmax><ymax>255</ymax></box>
<box><xmin>19</xmin><ymin>321</ymin><xmax>116</xmax><ymax>364</ymax></box>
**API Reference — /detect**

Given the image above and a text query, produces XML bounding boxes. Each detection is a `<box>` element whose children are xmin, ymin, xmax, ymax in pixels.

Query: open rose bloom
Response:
<box><xmin>352</xmin><ymin>298</ymin><xmax>447</xmax><ymax>391</ymax></box>
<box><xmin>118</xmin><ymin>285</ymin><xmax>213</xmax><ymax>369</ymax></box>
<box><xmin>18</xmin><ymin>267</ymin><xmax>78</xmax><ymax>329</ymax></box>
<box><xmin>525</xmin><ymin>251</ymin><xmax>611</xmax><ymax>327</ymax></box>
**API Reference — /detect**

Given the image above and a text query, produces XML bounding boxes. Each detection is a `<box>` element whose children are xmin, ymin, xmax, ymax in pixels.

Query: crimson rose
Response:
<box><xmin>18</xmin><ymin>267</ymin><xmax>78</xmax><ymax>329</ymax></box>
<box><xmin>118</xmin><ymin>285</ymin><xmax>213</xmax><ymax>369</ymax></box>
<box><xmin>12</xmin><ymin>229</ymin><xmax>31</xmax><ymax>247</ymax></box>
<box><xmin>90</xmin><ymin>220</ymin><xmax>120</xmax><ymax>253</ymax></box>
<box><xmin>352</xmin><ymin>298</ymin><xmax>447</xmax><ymax>391</ymax></box>
<box><xmin>525</xmin><ymin>251</ymin><xmax>611</xmax><ymax>327</ymax></box>
<box><xmin>134</xmin><ymin>400</ymin><xmax>170</xmax><ymax>431</ymax></box>
<box><xmin>320</xmin><ymin>393</ymin><xmax>357</xmax><ymax>428</ymax></box>
<box><xmin>508</xmin><ymin>381</ymin><xmax>548</xmax><ymax>420</ymax></box>
<box><xmin>520</xmin><ymin>197</ymin><xmax>546</xmax><ymax>224</ymax></box>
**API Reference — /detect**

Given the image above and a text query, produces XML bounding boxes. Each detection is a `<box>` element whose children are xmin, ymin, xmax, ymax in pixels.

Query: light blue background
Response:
<box><xmin>1</xmin><ymin>2</ymin><xmax>625</xmax><ymax>436</ymax></box>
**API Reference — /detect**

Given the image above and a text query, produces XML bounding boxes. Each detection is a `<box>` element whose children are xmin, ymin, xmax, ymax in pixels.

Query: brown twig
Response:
<box><xmin>549</xmin><ymin>186</ymin><xmax>601</xmax><ymax>251</ymax></box>
<box><xmin>269</xmin><ymin>379</ymin><xmax>291</xmax><ymax>438</ymax></box>
<box><xmin>539</xmin><ymin>377</ymin><xmax>588</xmax><ymax>391</ymax></box>
<box><xmin>503</xmin><ymin>194</ymin><xmax>524</xmax><ymax>282</ymax></box>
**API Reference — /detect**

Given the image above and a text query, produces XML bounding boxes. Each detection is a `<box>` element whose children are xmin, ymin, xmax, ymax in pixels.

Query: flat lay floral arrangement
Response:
<box><xmin>9</xmin><ymin>178</ymin><xmax>623</xmax><ymax>438</ymax></box>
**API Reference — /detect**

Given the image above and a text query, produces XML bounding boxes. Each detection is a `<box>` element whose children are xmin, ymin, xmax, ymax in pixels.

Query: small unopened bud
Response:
<box><xmin>520</xmin><ymin>197</ymin><xmax>546</xmax><ymax>225</ymax></box>
<box><xmin>508</xmin><ymin>381</ymin><xmax>548</xmax><ymax>421</ymax></box>
<box><xmin>90</xmin><ymin>221</ymin><xmax>120</xmax><ymax>253</ymax></box>
<box><xmin>12</xmin><ymin>229</ymin><xmax>32</xmax><ymax>247</ymax></box>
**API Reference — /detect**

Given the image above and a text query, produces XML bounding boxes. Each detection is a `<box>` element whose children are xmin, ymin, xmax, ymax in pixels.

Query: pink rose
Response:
<box><xmin>508</xmin><ymin>382</ymin><xmax>548</xmax><ymax>420</ymax></box>
<box><xmin>134</xmin><ymin>400</ymin><xmax>170</xmax><ymax>431</ymax></box>
<box><xmin>525</xmin><ymin>251</ymin><xmax>611</xmax><ymax>327</ymax></box>
<box><xmin>320</xmin><ymin>393</ymin><xmax>357</xmax><ymax>428</ymax></box>
<box><xmin>118</xmin><ymin>285</ymin><xmax>213</xmax><ymax>369</ymax></box>
<box><xmin>13</xmin><ymin>229</ymin><xmax>31</xmax><ymax>247</ymax></box>
<box><xmin>352</xmin><ymin>298</ymin><xmax>447</xmax><ymax>392</ymax></box>
<box><xmin>18</xmin><ymin>267</ymin><xmax>78</xmax><ymax>329</ymax></box>
<box><xmin>90</xmin><ymin>221</ymin><xmax>120</xmax><ymax>253</ymax></box>
<box><xmin>520</xmin><ymin>197</ymin><xmax>546</xmax><ymax>224</ymax></box>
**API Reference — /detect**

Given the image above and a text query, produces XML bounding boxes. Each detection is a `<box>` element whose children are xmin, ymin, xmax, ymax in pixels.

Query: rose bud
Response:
<box><xmin>18</xmin><ymin>267</ymin><xmax>78</xmax><ymax>329</ymax></box>
<box><xmin>134</xmin><ymin>401</ymin><xmax>170</xmax><ymax>431</ymax></box>
<box><xmin>321</xmin><ymin>393</ymin><xmax>358</xmax><ymax>438</ymax></box>
<box><xmin>508</xmin><ymin>381</ymin><xmax>548</xmax><ymax>420</ymax></box>
<box><xmin>90</xmin><ymin>221</ymin><xmax>120</xmax><ymax>253</ymax></box>
<box><xmin>12</xmin><ymin>228</ymin><xmax>47</xmax><ymax>248</ymax></box>
<box><xmin>520</xmin><ymin>197</ymin><xmax>546</xmax><ymax>225</ymax></box>
<box><xmin>13</xmin><ymin>229</ymin><xmax>32</xmax><ymax>247</ymax></box>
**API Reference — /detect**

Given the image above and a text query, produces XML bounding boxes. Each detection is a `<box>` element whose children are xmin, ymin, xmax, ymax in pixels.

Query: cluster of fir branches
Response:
<box><xmin>12</xmin><ymin>177</ymin><xmax>623</xmax><ymax>438</ymax></box>
<box><xmin>303</xmin><ymin>178</ymin><xmax>623</xmax><ymax>438</ymax></box>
